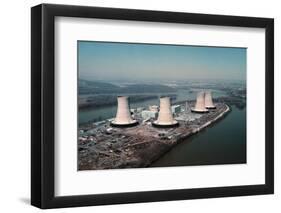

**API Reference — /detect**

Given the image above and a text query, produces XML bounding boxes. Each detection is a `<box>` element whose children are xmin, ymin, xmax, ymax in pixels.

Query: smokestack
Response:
<box><xmin>111</xmin><ymin>96</ymin><xmax>138</xmax><ymax>127</ymax></box>
<box><xmin>191</xmin><ymin>92</ymin><xmax>209</xmax><ymax>113</ymax></box>
<box><xmin>185</xmin><ymin>101</ymin><xmax>190</xmax><ymax>112</ymax></box>
<box><xmin>153</xmin><ymin>97</ymin><xmax>179</xmax><ymax>127</ymax></box>
<box><xmin>205</xmin><ymin>91</ymin><xmax>216</xmax><ymax>109</ymax></box>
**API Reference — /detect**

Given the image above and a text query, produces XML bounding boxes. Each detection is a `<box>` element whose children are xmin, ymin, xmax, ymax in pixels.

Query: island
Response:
<box><xmin>78</xmin><ymin>101</ymin><xmax>230</xmax><ymax>170</ymax></box>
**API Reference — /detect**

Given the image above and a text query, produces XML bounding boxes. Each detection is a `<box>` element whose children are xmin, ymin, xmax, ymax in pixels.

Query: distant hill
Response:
<box><xmin>79</xmin><ymin>79</ymin><xmax>119</xmax><ymax>88</ymax></box>
<box><xmin>79</xmin><ymin>79</ymin><xmax>176</xmax><ymax>94</ymax></box>
<box><xmin>79</xmin><ymin>79</ymin><xmax>120</xmax><ymax>94</ymax></box>
<box><xmin>124</xmin><ymin>84</ymin><xmax>176</xmax><ymax>93</ymax></box>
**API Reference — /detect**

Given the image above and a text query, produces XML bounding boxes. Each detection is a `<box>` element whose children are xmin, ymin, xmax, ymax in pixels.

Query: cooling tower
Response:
<box><xmin>191</xmin><ymin>92</ymin><xmax>209</xmax><ymax>113</ymax></box>
<box><xmin>111</xmin><ymin>96</ymin><xmax>138</xmax><ymax>127</ymax></box>
<box><xmin>153</xmin><ymin>97</ymin><xmax>179</xmax><ymax>128</ymax></box>
<box><xmin>205</xmin><ymin>91</ymin><xmax>216</xmax><ymax>109</ymax></box>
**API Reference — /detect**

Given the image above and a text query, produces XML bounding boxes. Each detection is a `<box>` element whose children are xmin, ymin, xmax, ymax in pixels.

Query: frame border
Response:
<box><xmin>31</xmin><ymin>3</ymin><xmax>274</xmax><ymax>209</ymax></box>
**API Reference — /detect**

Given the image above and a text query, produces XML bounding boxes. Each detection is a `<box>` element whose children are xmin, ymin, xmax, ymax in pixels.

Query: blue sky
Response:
<box><xmin>78</xmin><ymin>41</ymin><xmax>246</xmax><ymax>82</ymax></box>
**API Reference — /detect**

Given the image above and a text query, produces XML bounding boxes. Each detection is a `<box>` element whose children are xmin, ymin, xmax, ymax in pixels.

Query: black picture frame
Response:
<box><xmin>31</xmin><ymin>3</ymin><xmax>274</xmax><ymax>209</ymax></box>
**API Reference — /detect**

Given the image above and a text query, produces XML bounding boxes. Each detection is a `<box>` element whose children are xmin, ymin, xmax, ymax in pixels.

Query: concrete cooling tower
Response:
<box><xmin>191</xmin><ymin>92</ymin><xmax>209</xmax><ymax>113</ymax></box>
<box><xmin>205</xmin><ymin>91</ymin><xmax>216</xmax><ymax>109</ymax></box>
<box><xmin>153</xmin><ymin>97</ymin><xmax>179</xmax><ymax>128</ymax></box>
<box><xmin>111</xmin><ymin>96</ymin><xmax>138</xmax><ymax>127</ymax></box>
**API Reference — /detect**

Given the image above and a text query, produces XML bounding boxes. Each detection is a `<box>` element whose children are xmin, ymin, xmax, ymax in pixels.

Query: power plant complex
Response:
<box><xmin>79</xmin><ymin>89</ymin><xmax>229</xmax><ymax>170</ymax></box>
<box><xmin>110</xmin><ymin>91</ymin><xmax>216</xmax><ymax>128</ymax></box>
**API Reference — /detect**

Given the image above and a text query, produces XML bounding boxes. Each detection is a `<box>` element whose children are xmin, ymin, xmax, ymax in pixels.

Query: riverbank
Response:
<box><xmin>78</xmin><ymin>102</ymin><xmax>230</xmax><ymax>170</ymax></box>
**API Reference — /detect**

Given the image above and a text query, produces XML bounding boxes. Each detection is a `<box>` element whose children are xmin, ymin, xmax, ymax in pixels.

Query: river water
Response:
<box><xmin>151</xmin><ymin>106</ymin><xmax>246</xmax><ymax>167</ymax></box>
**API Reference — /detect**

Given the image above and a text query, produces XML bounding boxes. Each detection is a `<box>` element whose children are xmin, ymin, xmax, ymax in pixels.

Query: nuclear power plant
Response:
<box><xmin>110</xmin><ymin>90</ymin><xmax>216</xmax><ymax>127</ymax></box>
<box><xmin>205</xmin><ymin>91</ymin><xmax>216</xmax><ymax>109</ymax></box>
<box><xmin>110</xmin><ymin>96</ymin><xmax>138</xmax><ymax>127</ymax></box>
<box><xmin>191</xmin><ymin>91</ymin><xmax>209</xmax><ymax>113</ymax></box>
<box><xmin>79</xmin><ymin>88</ymin><xmax>233</xmax><ymax>170</ymax></box>
<box><xmin>152</xmin><ymin>97</ymin><xmax>179</xmax><ymax>127</ymax></box>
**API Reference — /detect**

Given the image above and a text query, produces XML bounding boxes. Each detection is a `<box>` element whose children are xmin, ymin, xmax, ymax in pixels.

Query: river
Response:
<box><xmin>150</xmin><ymin>106</ymin><xmax>246</xmax><ymax>167</ymax></box>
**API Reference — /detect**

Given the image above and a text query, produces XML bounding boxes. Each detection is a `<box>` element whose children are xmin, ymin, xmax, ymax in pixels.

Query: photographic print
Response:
<box><xmin>78</xmin><ymin>41</ymin><xmax>247</xmax><ymax>171</ymax></box>
<box><xmin>31</xmin><ymin>4</ymin><xmax>274</xmax><ymax>208</ymax></box>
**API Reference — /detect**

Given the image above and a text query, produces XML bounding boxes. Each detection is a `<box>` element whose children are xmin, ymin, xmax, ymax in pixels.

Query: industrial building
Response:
<box><xmin>205</xmin><ymin>91</ymin><xmax>216</xmax><ymax>109</ymax></box>
<box><xmin>110</xmin><ymin>96</ymin><xmax>139</xmax><ymax>127</ymax></box>
<box><xmin>153</xmin><ymin>97</ymin><xmax>179</xmax><ymax>127</ymax></box>
<box><xmin>141</xmin><ymin>110</ymin><xmax>158</xmax><ymax>120</ymax></box>
<box><xmin>171</xmin><ymin>105</ymin><xmax>181</xmax><ymax>114</ymax></box>
<box><xmin>149</xmin><ymin>105</ymin><xmax>159</xmax><ymax>112</ymax></box>
<box><xmin>136</xmin><ymin>107</ymin><xmax>144</xmax><ymax>112</ymax></box>
<box><xmin>191</xmin><ymin>91</ymin><xmax>209</xmax><ymax>113</ymax></box>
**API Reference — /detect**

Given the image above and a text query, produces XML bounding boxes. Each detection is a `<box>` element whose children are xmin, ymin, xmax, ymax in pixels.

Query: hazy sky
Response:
<box><xmin>78</xmin><ymin>41</ymin><xmax>246</xmax><ymax>82</ymax></box>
